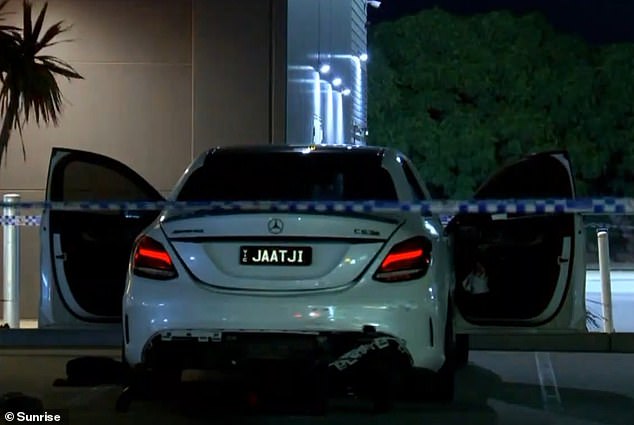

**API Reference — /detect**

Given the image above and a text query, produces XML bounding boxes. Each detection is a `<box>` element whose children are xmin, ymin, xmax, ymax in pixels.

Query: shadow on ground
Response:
<box><xmin>459</xmin><ymin>363</ymin><xmax>634</xmax><ymax>425</ymax></box>
<box><xmin>39</xmin><ymin>356</ymin><xmax>634</xmax><ymax>425</ymax></box>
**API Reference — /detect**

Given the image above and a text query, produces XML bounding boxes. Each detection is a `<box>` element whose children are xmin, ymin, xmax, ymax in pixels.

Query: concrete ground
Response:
<box><xmin>1</xmin><ymin>349</ymin><xmax>633</xmax><ymax>425</ymax></box>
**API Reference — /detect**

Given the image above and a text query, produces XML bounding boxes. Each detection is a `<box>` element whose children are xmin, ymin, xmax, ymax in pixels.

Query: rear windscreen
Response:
<box><xmin>176</xmin><ymin>151</ymin><xmax>398</xmax><ymax>202</ymax></box>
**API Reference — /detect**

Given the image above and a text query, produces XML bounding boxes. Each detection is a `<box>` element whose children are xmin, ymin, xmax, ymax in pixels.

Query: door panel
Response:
<box><xmin>449</xmin><ymin>151</ymin><xmax>583</xmax><ymax>328</ymax></box>
<box><xmin>453</xmin><ymin>215</ymin><xmax>574</xmax><ymax>324</ymax></box>
<box><xmin>45</xmin><ymin>148</ymin><xmax>164</xmax><ymax>321</ymax></box>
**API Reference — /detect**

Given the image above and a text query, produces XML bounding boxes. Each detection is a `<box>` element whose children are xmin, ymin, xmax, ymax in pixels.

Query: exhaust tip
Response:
<box><xmin>362</xmin><ymin>325</ymin><xmax>377</xmax><ymax>334</ymax></box>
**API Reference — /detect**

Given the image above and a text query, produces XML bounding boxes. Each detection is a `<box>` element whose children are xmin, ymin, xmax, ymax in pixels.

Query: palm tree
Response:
<box><xmin>0</xmin><ymin>1</ymin><xmax>18</xmax><ymax>77</ymax></box>
<box><xmin>0</xmin><ymin>0</ymin><xmax>82</xmax><ymax>164</ymax></box>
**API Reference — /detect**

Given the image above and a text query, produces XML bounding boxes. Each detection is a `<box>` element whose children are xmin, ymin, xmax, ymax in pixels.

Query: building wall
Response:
<box><xmin>0</xmin><ymin>0</ymin><xmax>286</xmax><ymax>320</ymax></box>
<box><xmin>193</xmin><ymin>0</ymin><xmax>287</xmax><ymax>152</ymax></box>
<box><xmin>351</xmin><ymin>0</ymin><xmax>368</xmax><ymax>143</ymax></box>
<box><xmin>286</xmin><ymin>0</ymin><xmax>367</xmax><ymax>145</ymax></box>
<box><xmin>286</xmin><ymin>0</ymin><xmax>319</xmax><ymax>145</ymax></box>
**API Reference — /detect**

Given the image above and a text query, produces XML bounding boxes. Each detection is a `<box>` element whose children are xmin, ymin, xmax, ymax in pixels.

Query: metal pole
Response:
<box><xmin>597</xmin><ymin>230</ymin><xmax>614</xmax><ymax>333</ymax></box>
<box><xmin>2</xmin><ymin>193</ymin><xmax>20</xmax><ymax>328</ymax></box>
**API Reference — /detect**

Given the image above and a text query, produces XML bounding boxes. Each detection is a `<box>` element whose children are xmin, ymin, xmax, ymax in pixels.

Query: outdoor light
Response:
<box><xmin>319</xmin><ymin>63</ymin><xmax>331</xmax><ymax>74</ymax></box>
<box><xmin>366</xmin><ymin>1</ymin><xmax>381</xmax><ymax>8</ymax></box>
<box><xmin>332</xmin><ymin>77</ymin><xmax>342</xmax><ymax>87</ymax></box>
<box><xmin>359</xmin><ymin>53</ymin><xmax>369</xmax><ymax>62</ymax></box>
<box><xmin>342</xmin><ymin>88</ymin><xmax>351</xmax><ymax>96</ymax></box>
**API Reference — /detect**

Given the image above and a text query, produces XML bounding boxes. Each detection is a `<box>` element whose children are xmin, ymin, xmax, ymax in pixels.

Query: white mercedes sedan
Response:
<box><xmin>39</xmin><ymin>145</ymin><xmax>588</xmax><ymax>404</ymax></box>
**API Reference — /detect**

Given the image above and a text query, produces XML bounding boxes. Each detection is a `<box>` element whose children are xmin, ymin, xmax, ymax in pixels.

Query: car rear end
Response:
<box><xmin>123</xmin><ymin>146</ymin><xmax>447</xmax><ymax>379</ymax></box>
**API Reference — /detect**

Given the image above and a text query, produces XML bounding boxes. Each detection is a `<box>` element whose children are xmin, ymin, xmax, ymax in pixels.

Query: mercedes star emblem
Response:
<box><xmin>267</xmin><ymin>218</ymin><xmax>284</xmax><ymax>234</ymax></box>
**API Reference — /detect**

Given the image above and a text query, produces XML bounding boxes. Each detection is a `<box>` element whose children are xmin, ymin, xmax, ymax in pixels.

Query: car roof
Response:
<box><xmin>204</xmin><ymin>144</ymin><xmax>389</xmax><ymax>158</ymax></box>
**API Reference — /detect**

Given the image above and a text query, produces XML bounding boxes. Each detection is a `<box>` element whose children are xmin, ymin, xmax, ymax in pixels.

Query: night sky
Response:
<box><xmin>368</xmin><ymin>0</ymin><xmax>634</xmax><ymax>44</ymax></box>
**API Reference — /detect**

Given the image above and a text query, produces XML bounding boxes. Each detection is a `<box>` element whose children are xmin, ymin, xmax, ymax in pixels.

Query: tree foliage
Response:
<box><xmin>0</xmin><ymin>0</ymin><xmax>82</xmax><ymax>164</ymax></box>
<box><xmin>368</xmin><ymin>8</ymin><xmax>634</xmax><ymax>198</ymax></box>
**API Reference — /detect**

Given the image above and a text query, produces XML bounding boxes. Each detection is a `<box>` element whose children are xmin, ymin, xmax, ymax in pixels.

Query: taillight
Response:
<box><xmin>374</xmin><ymin>236</ymin><xmax>432</xmax><ymax>282</ymax></box>
<box><xmin>132</xmin><ymin>236</ymin><xmax>178</xmax><ymax>280</ymax></box>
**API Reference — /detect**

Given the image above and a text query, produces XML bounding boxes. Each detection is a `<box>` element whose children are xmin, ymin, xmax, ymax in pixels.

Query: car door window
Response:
<box><xmin>402</xmin><ymin>161</ymin><xmax>427</xmax><ymax>201</ymax></box>
<box><xmin>61</xmin><ymin>160</ymin><xmax>158</xmax><ymax>201</ymax></box>
<box><xmin>475</xmin><ymin>153</ymin><xmax>574</xmax><ymax>199</ymax></box>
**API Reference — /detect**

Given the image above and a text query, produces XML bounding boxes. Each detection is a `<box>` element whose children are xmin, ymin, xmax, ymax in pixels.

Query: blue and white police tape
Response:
<box><xmin>0</xmin><ymin>215</ymin><xmax>41</xmax><ymax>226</ymax></box>
<box><xmin>0</xmin><ymin>214</ymin><xmax>626</xmax><ymax>230</ymax></box>
<box><xmin>0</xmin><ymin>197</ymin><xmax>633</xmax><ymax>214</ymax></box>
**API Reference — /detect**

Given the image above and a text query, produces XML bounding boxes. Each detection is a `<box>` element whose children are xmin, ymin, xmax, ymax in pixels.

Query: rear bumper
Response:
<box><xmin>139</xmin><ymin>329</ymin><xmax>412</xmax><ymax>372</ymax></box>
<box><xmin>123</xmin><ymin>273</ymin><xmax>447</xmax><ymax>372</ymax></box>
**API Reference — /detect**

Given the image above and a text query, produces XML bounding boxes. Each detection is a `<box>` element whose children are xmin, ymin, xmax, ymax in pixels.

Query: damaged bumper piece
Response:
<box><xmin>141</xmin><ymin>327</ymin><xmax>415</xmax><ymax>380</ymax></box>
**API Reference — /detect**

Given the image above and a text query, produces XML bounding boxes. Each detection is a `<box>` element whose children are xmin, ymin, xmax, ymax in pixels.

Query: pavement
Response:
<box><xmin>1</xmin><ymin>349</ymin><xmax>633</xmax><ymax>425</ymax></box>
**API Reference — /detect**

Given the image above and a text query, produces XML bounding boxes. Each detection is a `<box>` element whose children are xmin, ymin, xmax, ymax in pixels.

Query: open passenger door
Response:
<box><xmin>40</xmin><ymin>148</ymin><xmax>164</xmax><ymax>325</ymax></box>
<box><xmin>447</xmin><ymin>151</ymin><xmax>586</xmax><ymax>332</ymax></box>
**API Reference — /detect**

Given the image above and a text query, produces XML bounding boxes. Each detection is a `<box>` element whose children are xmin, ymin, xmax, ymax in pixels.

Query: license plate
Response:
<box><xmin>240</xmin><ymin>246</ymin><xmax>312</xmax><ymax>266</ymax></box>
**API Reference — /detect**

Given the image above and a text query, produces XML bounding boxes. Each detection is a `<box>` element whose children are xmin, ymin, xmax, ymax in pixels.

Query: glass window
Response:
<box><xmin>61</xmin><ymin>160</ymin><xmax>157</xmax><ymax>201</ymax></box>
<box><xmin>402</xmin><ymin>161</ymin><xmax>427</xmax><ymax>201</ymax></box>
<box><xmin>475</xmin><ymin>154</ymin><xmax>573</xmax><ymax>199</ymax></box>
<box><xmin>176</xmin><ymin>151</ymin><xmax>398</xmax><ymax>202</ymax></box>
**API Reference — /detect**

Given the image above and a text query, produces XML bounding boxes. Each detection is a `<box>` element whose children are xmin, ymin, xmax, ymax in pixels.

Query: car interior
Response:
<box><xmin>449</xmin><ymin>153</ymin><xmax>576</xmax><ymax>323</ymax></box>
<box><xmin>452</xmin><ymin>213</ymin><xmax>573</xmax><ymax>322</ymax></box>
